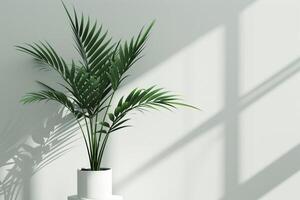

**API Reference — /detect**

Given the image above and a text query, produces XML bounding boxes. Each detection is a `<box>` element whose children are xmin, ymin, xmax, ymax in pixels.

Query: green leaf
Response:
<box><xmin>17</xmin><ymin>3</ymin><xmax>198</xmax><ymax>172</ymax></box>
<box><xmin>108</xmin><ymin>113</ymin><xmax>115</xmax><ymax>121</ymax></box>
<box><xmin>96</xmin><ymin>129</ymin><xmax>107</xmax><ymax>134</ymax></box>
<box><xmin>100</xmin><ymin>121</ymin><xmax>110</xmax><ymax>128</ymax></box>
<box><xmin>21</xmin><ymin>89</ymin><xmax>75</xmax><ymax>113</ymax></box>
<box><xmin>63</xmin><ymin>4</ymin><xmax>114</xmax><ymax>73</ymax></box>
<box><xmin>112</xmin><ymin>118</ymin><xmax>130</xmax><ymax>130</ymax></box>
<box><xmin>110</xmin><ymin>125</ymin><xmax>132</xmax><ymax>133</ymax></box>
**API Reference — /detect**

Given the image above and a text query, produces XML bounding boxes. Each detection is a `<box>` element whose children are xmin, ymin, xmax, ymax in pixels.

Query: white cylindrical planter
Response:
<box><xmin>77</xmin><ymin>168</ymin><xmax>112</xmax><ymax>199</ymax></box>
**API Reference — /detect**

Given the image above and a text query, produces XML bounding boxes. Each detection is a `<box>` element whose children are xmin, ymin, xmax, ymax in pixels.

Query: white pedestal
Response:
<box><xmin>68</xmin><ymin>195</ymin><xmax>123</xmax><ymax>200</ymax></box>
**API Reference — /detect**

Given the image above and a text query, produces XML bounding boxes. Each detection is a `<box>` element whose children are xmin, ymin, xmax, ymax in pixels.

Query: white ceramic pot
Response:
<box><xmin>77</xmin><ymin>168</ymin><xmax>112</xmax><ymax>199</ymax></box>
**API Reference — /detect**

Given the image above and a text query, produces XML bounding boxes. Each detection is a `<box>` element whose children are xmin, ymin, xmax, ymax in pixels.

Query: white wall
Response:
<box><xmin>1</xmin><ymin>0</ymin><xmax>300</xmax><ymax>199</ymax></box>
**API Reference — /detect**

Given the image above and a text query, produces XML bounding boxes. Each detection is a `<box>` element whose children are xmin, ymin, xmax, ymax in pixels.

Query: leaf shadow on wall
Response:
<box><xmin>0</xmin><ymin>0</ymin><xmax>257</xmax><ymax>199</ymax></box>
<box><xmin>2</xmin><ymin>0</ymin><xmax>300</xmax><ymax>199</ymax></box>
<box><xmin>0</xmin><ymin>106</ymin><xmax>79</xmax><ymax>200</ymax></box>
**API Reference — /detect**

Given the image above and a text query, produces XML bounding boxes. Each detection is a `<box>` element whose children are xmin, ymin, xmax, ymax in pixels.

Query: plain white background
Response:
<box><xmin>1</xmin><ymin>0</ymin><xmax>300</xmax><ymax>199</ymax></box>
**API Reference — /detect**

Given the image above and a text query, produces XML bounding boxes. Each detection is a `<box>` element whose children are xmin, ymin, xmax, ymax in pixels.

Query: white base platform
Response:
<box><xmin>68</xmin><ymin>195</ymin><xmax>123</xmax><ymax>200</ymax></box>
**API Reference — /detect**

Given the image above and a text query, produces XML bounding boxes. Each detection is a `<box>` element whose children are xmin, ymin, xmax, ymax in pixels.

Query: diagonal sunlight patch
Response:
<box><xmin>222</xmin><ymin>144</ymin><xmax>300</xmax><ymax>200</ymax></box>
<box><xmin>113</xmin><ymin>57</ymin><xmax>300</xmax><ymax>197</ymax></box>
<box><xmin>111</xmin><ymin>26</ymin><xmax>226</xmax><ymax>199</ymax></box>
<box><xmin>239</xmin><ymin>0</ymin><xmax>300</xmax><ymax>187</ymax></box>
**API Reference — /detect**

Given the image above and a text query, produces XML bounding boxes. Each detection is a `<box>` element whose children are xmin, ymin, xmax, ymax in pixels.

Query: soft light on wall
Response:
<box><xmin>1</xmin><ymin>0</ymin><xmax>300</xmax><ymax>200</ymax></box>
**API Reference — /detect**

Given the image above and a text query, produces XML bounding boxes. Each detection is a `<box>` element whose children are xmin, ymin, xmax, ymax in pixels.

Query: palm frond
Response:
<box><xmin>21</xmin><ymin>86</ymin><xmax>76</xmax><ymax>114</ymax></box>
<box><xmin>107</xmin><ymin>22</ymin><xmax>155</xmax><ymax>90</ymax></box>
<box><xmin>116</xmin><ymin>86</ymin><xmax>180</xmax><ymax>114</ymax></box>
<box><xmin>118</xmin><ymin>21</ymin><xmax>155</xmax><ymax>73</ymax></box>
<box><xmin>16</xmin><ymin>42</ymin><xmax>71</xmax><ymax>84</ymax></box>
<box><xmin>62</xmin><ymin>2</ymin><xmax>115</xmax><ymax>72</ymax></box>
<box><xmin>101</xmin><ymin>86</ymin><xmax>186</xmax><ymax>134</ymax></box>
<box><xmin>18</xmin><ymin>2</ymin><xmax>197</xmax><ymax>171</ymax></box>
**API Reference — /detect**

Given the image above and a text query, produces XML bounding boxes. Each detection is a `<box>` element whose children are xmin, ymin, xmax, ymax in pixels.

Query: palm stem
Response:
<box><xmin>89</xmin><ymin>117</ymin><xmax>97</xmax><ymax>169</ymax></box>
<box><xmin>17</xmin><ymin>6</ymin><xmax>187</xmax><ymax>172</ymax></box>
<box><xmin>96</xmin><ymin>91</ymin><xmax>115</xmax><ymax>169</ymax></box>
<box><xmin>93</xmin><ymin>114</ymin><xmax>99</xmax><ymax>168</ymax></box>
<box><xmin>97</xmin><ymin>111</ymin><xmax>121</xmax><ymax>168</ymax></box>
<box><xmin>83</xmin><ymin>114</ymin><xmax>92</xmax><ymax>166</ymax></box>
<box><xmin>76</xmin><ymin>118</ymin><xmax>92</xmax><ymax>166</ymax></box>
<box><xmin>98</xmin><ymin>133</ymin><xmax>110</xmax><ymax>168</ymax></box>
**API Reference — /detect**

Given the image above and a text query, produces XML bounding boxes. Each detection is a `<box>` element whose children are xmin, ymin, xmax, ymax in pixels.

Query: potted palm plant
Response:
<box><xmin>17</xmin><ymin>3</ymin><xmax>197</xmax><ymax>200</ymax></box>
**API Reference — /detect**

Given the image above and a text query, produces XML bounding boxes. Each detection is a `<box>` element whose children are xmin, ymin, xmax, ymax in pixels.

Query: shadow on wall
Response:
<box><xmin>0</xmin><ymin>1</ymin><xmax>257</xmax><ymax>199</ymax></box>
<box><xmin>221</xmin><ymin>144</ymin><xmax>300</xmax><ymax>200</ymax></box>
<box><xmin>1</xmin><ymin>0</ymin><xmax>299</xmax><ymax>199</ymax></box>
<box><xmin>111</xmin><ymin>0</ymin><xmax>300</xmax><ymax>199</ymax></box>
<box><xmin>87</xmin><ymin>0</ymin><xmax>255</xmax><ymax>82</ymax></box>
<box><xmin>0</xmin><ymin>106</ymin><xmax>79</xmax><ymax>200</ymax></box>
<box><xmin>115</xmin><ymin>57</ymin><xmax>300</xmax><ymax>199</ymax></box>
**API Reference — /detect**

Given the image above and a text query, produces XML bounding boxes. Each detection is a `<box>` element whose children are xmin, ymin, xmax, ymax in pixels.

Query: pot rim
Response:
<box><xmin>78</xmin><ymin>168</ymin><xmax>111</xmax><ymax>172</ymax></box>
